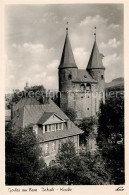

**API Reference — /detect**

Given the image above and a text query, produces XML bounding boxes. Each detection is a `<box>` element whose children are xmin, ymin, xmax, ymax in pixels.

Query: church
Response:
<box><xmin>58</xmin><ymin>27</ymin><xmax>105</xmax><ymax>120</ymax></box>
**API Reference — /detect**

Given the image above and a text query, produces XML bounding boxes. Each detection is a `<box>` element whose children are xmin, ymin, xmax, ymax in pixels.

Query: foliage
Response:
<box><xmin>101</xmin><ymin>143</ymin><xmax>124</xmax><ymax>184</ymax></box>
<box><xmin>78</xmin><ymin>116</ymin><xmax>98</xmax><ymax>144</ymax></box>
<box><xmin>5</xmin><ymin>122</ymin><xmax>45</xmax><ymax>185</ymax></box>
<box><xmin>97</xmin><ymin>89</ymin><xmax>125</xmax><ymax>184</ymax></box>
<box><xmin>8</xmin><ymin>85</ymin><xmax>46</xmax><ymax>106</ymax></box>
<box><xmin>98</xmin><ymin>92</ymin><xmax>124</xmax><ymax>144</ymax></box>
<box><xmin>64</xmin><ymin>107</ymin><xmax>77</xmax><ymax>122</ymax></box>
<box><xmin>53</xmin><ymin>140</ymin><xmax>111</xmax><ymax>185</ymax></box>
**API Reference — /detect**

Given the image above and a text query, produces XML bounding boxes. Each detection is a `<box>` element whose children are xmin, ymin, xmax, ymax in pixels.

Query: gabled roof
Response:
<box><xmin>58</xmin><ymin>30</ymin><xmax>77</xmax><ymax>69</ymax></box>
<box><xmin>38</xmin><ymin>112</ymin><xmax>55</xmax><ymax>124</ymax></box>
<box><xmin>72</xmin><ymin>69</ymin><xmax>97</xmax><ymax>83</ymax></box>
<box><xmin>38</xmin><ymin>112</ymin><xmax>65</xmax><ymax>125</ymax></box>
<box><xmin>12</xmin><ymin>98</ymin><xmax>84</xmax><ymax>141</ymax></box>
<box><xmin>23</xmin><ymin>99</ymin><xmax>69</xmax><ymax>128</ymax></box>
<box><xmin>87</xmin><ymin>40</ymin><xmax>105</xmax><ymax>70</ymax></box>
<box><xmin>13</xmin><ymin>97</ymin><xmax>40</xmax><ymax>111</ymax></box>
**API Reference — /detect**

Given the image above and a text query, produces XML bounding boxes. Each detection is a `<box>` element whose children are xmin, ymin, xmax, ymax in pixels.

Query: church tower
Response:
<box><xmin>58</xmin><ymin>27</ymin><xmax>78</xmax><ymax>92</ymax></box>
<box><xmin>58</xmin><ymin>26</ymin><xmax>106</xmax><ymax>120</ymax></box>
<box><xmin>58</xmin><ymin>27</ymin><xmax>78</xmax><ymax>112</ymax></box>
<box><xmin>87</xmin><ymin>29</ymin><xmax>105</xmax><ymax>103</ymax></box>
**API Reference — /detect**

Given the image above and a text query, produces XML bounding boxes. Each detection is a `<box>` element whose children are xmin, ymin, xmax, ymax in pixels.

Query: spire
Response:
<box><xmin>58</xmin><ymin>23</ymin><xmax>77</xmax><ymax>69</ymax></box>
<box><xmin>87</xmin><ymin>28</ymin><xmax>105</xmax><ymax>70</ymax></box>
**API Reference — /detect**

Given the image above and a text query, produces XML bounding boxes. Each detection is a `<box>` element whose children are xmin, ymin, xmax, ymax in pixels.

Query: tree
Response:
<box><xmin>64</xmin><ymin>108</ymin><xmax>77</xmax><ymax>122</ymax></box>
<box><xmin>78</xmin><ymin>116</ymin><xmax>98</xmax><ymax>144</ymax></box>
<box><xmin>98</xmin><ymin>92</ymin><xmax>124</xmax><ymax>144</ymax></box>
<box><xmin>55</xmin><ymin>140</ymin><xmax>111</xmax><ymax>185</ymax></box>
<box><xmin>5</xmin><ymin>122</ymin><xmax>45</xmax><ymax>185</ymax></box>
<box><xmin>97</xmin><ymin>88</ymin><xmax>124</xmax><ymax>184</ymax></box>
<box><xmin>8</xmin><ymin>85</ymin><xmax>46</xmax><ymax>106</ymax></box>
<box><xmin>56</xmin><ymin>140</ymin><xmax>78</xmax><ymax>184</ymax></box>
<box><xmin>101</xmin><ymin>143</ymin><xmax>124</xmax><ymax>184</ymax></box>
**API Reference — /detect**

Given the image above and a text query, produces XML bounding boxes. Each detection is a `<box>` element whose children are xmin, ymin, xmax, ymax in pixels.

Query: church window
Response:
<box><xmin>86</xmin><ymin>83</ymin><xmax>91</xmax><ymax>91</ymax></box>
<box><xmin>101</xmin><ymin>75</ymin><xmax>104</xmax><ymax>80</ymax></box>
<box><xmin>80</xmin><ymin>84</ymin><xmax>85</xmax><ymax>91</ymax></box>
<box><xmin>84</xmin><ymin>75</ymin><xmax>87</xmax><ymax>78</ymax></box>
<box><xmin>68</xmin><ymin>74</ymin><xmax>72</xmax><ymax>80</ymax></box>
<box><xmin>87</xmin><ymin>108</ymin><xmax>89</xmax><ymax>110</ymax></box>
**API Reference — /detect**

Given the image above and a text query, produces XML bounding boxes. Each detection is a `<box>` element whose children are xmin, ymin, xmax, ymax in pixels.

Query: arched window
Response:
<box><xmin>86</xmin><ymin>83</ymin><xmax>91</xmax><ymax>91</ymax></box>
<box><xmin>68</xmin><ymin>74</ymin><xmax>72</xmax><ymax>80</ymax></box>
<box><xmin>80</xmin><ymin>84</ymin><xmax>85</xmax><ymax>91</ymax></box>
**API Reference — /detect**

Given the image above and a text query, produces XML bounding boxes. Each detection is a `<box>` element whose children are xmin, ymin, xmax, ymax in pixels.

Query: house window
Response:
<box><xmin>45</xmin><ymin>125</ymin><xmax>47</xmax><ymax>132</ymax></box>
<box><xmin>47</xmin><ymin>124</ymin><xmax>51</xmax><ymax>132</ymax></box>
<box><xmin>51</xmin><ymin>141</ymin><xmax>56</xmax><ymax>153</ymax></box>
<box><xmin>51</xmin><ymin>124</ymin><xmax>55</xmax><ymax>131</ymax></box>
<box><xmin>44</xmin><ymin>143</ymin><xmax>49</xmax><ymax>155</ymax></box>
<box><xmin>56</xmin><ymin>123</ymin><xmax>62</xmax><ymax>130</ymax></box>
<box><xmin>68</xmin><ymin>74</ymin><xmax>72</xmax><ymax>80</ymax></box>
<box><xmin>58</xmin><ymin>123</ymin><xmax>62</xmax><ymax>130</ymax></box>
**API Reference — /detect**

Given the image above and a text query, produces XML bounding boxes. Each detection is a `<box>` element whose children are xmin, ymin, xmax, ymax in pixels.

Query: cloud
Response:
<box><xmin>80</xmin><ymin>15</ymin><xmax>108</xmax><ymax>26</ymax></box>
<box><xmin>107</xmin><ymin>24</ymin><xmax>120</xmax><ymax>29</ymax></box>
<box><xmin>103</xmin><ymin>53</ymin><xmax>123</xmax><ymax>82</ymax></box>
<box><xmin>100</xmin><ymin>38</ymin><xmax>121</xmax><ymax>49</ymax></box>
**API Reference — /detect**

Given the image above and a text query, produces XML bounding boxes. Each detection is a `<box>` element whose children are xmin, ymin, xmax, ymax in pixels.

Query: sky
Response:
<box><xmin>5</xmin><ymin>4</ymin><xmax>124</xmax><ymax>92</ymax></box>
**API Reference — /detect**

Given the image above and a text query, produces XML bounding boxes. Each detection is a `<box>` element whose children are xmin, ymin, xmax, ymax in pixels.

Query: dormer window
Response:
<box><xmin>68</xmin><ymin>74</ymin><xmax>72</xmax><ymax>80</ymax></box>
<box><xmin>38</xmin><ymin>113</ymin><xmax>65</xmax><ymax>134</ymax></box>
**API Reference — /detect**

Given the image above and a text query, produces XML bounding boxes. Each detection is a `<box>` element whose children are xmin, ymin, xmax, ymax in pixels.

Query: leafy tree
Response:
<box><xmin>98</xmin><ymin>92</ymin><xmax>124</xmax><ymax>144</ymax></box>
<box><xmin>78</xmin><ymin>116</ymin><xmax>98</xmax><ymax>144</ymax></box>
<box><xmin>55</xmin><ymin>140</ymin><xmax>111</xmax><ymax>185</ymax></box>
<box><xmin>64</xmin><ymin>108</ymin><xmax>77</xmax><ymax>122</ymax></box>
<box><xmin>8</xmin><ymin>85</ymin><xmax>46</xmax><ymax>106</ymax></box>
<box><xmin>56</xmin><ymin>140</ymin><xmax>78</xmax><ymax>184</ymax></box>
<box><xmin>101</xmin><ymin>143</ymin><xmax>124</xmax><ymax>184</ymax></box>
<box><xmin>5</xmin><ymin>122</ymin><xmax>45</xmax><ymax>185</ymax></box>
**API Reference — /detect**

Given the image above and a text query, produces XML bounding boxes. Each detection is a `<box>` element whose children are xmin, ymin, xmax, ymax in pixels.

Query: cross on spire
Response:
<box><xmin>94</xmin><ymin>27</ymin><xmax>97</xmax><ymax>41</ymax></box>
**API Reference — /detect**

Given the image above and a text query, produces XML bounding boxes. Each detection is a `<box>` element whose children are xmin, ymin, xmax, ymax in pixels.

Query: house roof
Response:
<box><xmin>38</xmin><ymin>125</ymin><xmax>83</xmax><ymax>142</ymax></box>
<box><xmin>38</xmin><ymin>112</ymin><xmax>55</xmax><ymax>124</ymax></box>
<box><xmin>13</xmin><ymin>97</ymin><xmax>40</xmax><ymax>111</ymax></box>
<box><xmin>13</xmin><ymin>98</ymin><xmax>84</xmax><ymax>140</ymax></box>
<box><xmin>72</xmin><ymin>69</ymin><xmax>97</xmax><ymax>83</ymax></box>
<box><xmin>87</xmin><ymin>40</ymin><xmax>105</xmax><ymax>70</ymax></box>
<box><xmin>58</xmin><ymin>30</ymin><xmax>77</xmax><ymax>69</ymax></box>
<box><xmin>23</xmin><ymin>99</ymin><xmax>69</xmax><ymax>128</ymax></box>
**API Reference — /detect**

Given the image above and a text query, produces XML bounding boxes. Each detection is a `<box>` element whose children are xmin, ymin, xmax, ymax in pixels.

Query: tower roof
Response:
<box><xmin>87</xmin><ymin>40</ymin><xmax>105</xmax><ymax>70</ymax></box>
<box><xmin>58</xmin><ymin>29</ymin><xmax>77</xmax><ymax>69</ymax></box>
